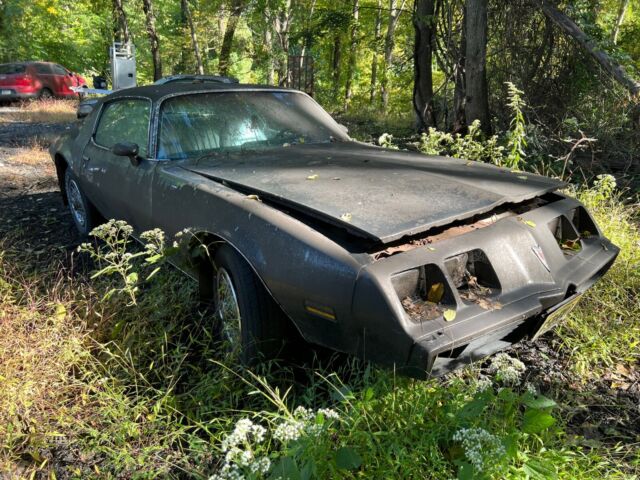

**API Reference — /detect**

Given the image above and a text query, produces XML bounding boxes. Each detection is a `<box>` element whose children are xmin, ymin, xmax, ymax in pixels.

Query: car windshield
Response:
<box><xmin>158</xmin><ymin>91</ymin><xmax>349</xmax><ymax>160</ymax></box>
<box><xmin>0</xmin><ymin>64</ymin><xmax>26</xmax><ymax>74</ymax></box>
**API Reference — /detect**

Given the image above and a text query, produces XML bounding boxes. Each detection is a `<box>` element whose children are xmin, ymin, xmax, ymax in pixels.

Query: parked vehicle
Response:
<box><xmin>49</xmin><ymin>82</ymin><xmax>618</xmax><ymax>378</ymax></box>
<box><xmin>0</xmin><ymin>62</ymin><xmax>86</xmax><ymax>100</ymax></box>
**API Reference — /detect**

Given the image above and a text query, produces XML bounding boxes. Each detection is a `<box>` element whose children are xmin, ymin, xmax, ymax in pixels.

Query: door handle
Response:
<box><xmin>82</xmin><ymin>155</ymin><xmax>90</xmax><ymax>165</ymax></box>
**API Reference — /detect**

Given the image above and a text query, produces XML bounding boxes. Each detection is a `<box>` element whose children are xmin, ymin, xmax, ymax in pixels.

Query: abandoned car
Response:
<box><xmin>50</xmin><ymin>83</ymin><xmax>619</xmax><ymax>377</ymax></box>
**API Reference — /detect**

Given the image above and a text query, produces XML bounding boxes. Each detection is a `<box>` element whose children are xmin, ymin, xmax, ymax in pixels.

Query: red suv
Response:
<box><xmin>0</xmin><ymin>62</ymin><xmax>87</xmax><ymax>101</ymax></box>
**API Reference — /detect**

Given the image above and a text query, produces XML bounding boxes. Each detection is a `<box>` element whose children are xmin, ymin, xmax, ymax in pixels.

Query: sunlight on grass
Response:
<box><xmin>0</xmin><ymin>99</ymin><xmax>77</xmax><ymax>124</ymax></box>
<box><xmin>0</xmin><ymin>180</ymin><xmax>637</xmax><ymax>478</ymax></box>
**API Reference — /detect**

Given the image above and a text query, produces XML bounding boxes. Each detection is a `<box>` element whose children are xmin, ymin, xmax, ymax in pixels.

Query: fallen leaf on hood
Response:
<box><xmin>517</xmin><ymin>175</ymin><xmax>528</xmax><ymax>180</ymax></box>
<box><xmin>340</xmin><ymin>213</ymin><xmax>353</xmax><ymax>222</ymax></box>
<box><xmin>246</xmin><ymin>194</ymin><xmax>261</xmax><ymax>201</ymax></box>
<box><xmin>443</xmin><ymin>309</ymin><xmax>457</xmax><ymax>322</ymax></box>
<box><xmin>307</xmin><ymin>174</ymin><xmax>319</xmax><ymax>180</ymax></box>
<box><xmin>427</xmin><ymin>283</ymin><xmax>445</xmax><ymax>303</ymax></box>
<box><xmin>518</xmin><ymin>217</ymin><xmax>536</xmax><ymax>228</ymax></box>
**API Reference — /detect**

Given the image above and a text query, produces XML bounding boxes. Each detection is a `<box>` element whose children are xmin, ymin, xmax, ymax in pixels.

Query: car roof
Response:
<box><xmin>154</xmin><ymin>74</ymin><xmax>239</xmax><ymax>85</ymax></box>
<box><xmin>106</xmin><ymin>82</ymin><xmax>301</xmax><ymax>102</ymax></box>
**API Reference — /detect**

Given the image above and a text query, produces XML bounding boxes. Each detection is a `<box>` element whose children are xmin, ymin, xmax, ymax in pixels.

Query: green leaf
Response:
<box><xmin>522</xmin><ymin>393</ymin><xmax>557</xmax><ymax>410</ymax></box>
<box><xmin>335</xmin><ymin>447</ymin><xmax>362</xmax><ymax>470</ymax></box>
<box><xmin>522</xmin><ymin>409</ymin><xmax>556</xmax><ymax>433</ymax></box>
<box><xmin>444</xmin><ymin>309</ymin><xmax>457</xmax><ymax>322</ymax></box>
<box><xmin>145</xmin><ymin>267</ymin><xmax>161</xmax><ymax>281</ymax></box>
<box><xmin>522</xmin><ymin>459</ymin><xmax>558</xmax><ymax>479</ymax></box>
<box><xmin>460</xmin><ymin>396</ymin><xmax>490</xmax><ymax>420</ymax></box>
<box><xmin>126</xmin><ymin>272</ymin><xmax>138</xmax><ymax>285</ymax></box>
<box><xmin>270</xmin><ymin>456</ymin><xmax>300</xmax><ymax>480</ymax></box>
<box><xmin>457</xmin><ymin>461</ymin><xmax>475</xmax><ymax>480</ymax></box>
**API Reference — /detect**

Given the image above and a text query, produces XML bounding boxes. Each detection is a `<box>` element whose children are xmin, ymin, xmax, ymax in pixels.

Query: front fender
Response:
<box><xmin>154</xmin><ymin>165</ymin><xmax>365</xmax><ymax>351</ymax></box>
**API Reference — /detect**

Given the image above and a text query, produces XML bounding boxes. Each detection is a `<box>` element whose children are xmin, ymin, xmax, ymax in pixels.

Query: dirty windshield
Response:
<box><xmin>158</xmin><ymin>91</ymin><xmax>349</xmax><ymax>160</ymax></box>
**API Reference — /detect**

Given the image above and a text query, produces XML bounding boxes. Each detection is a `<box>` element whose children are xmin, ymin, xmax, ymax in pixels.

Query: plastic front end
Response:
<box><xmin>351</xmin><ymin>194</ymin><xmax>619</xmax><ymax>379</ymax></box>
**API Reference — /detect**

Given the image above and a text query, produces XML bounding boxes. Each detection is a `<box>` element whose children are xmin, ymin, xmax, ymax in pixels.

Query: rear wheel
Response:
<box><xmin>64</xmin><ymin>169</ymin><xmax>99</xmax><ymax>237</ymax></box>
<box><xmin>39</xmin><ymin>88</ymin><xmax>53</xmax><ymax>99</ymax></box>
<box><xmin>213</xmin><ymin>245</ymin><xmax>290</xmax><ymax>363</ymax></box>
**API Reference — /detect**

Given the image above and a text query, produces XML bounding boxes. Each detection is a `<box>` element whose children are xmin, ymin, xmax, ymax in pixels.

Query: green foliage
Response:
<box><xmin>417</xmin><ymin>119</ymin><xmax>506</xmax><ymax>164</ymax></box>
<box><xmin>504</xmin><ymin>82</ymin><xmax>528</xmax><ymax>170</ymax></box>
<box><xmin>3</xmin><ymin>189</ymin><xmax>638</xmax><ymax>478</ymax></box>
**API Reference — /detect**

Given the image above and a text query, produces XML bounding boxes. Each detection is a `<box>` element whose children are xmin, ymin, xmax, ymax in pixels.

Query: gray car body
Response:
<box><xmin>50</xmin><ymin>83</ymin><xmax>619</xmax><ymax>377</ymax></box>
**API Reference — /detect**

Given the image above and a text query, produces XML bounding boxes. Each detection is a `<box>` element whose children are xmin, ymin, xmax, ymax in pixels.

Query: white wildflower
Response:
<box><xmin>487</xmin><ymin>353</ymin><xmax>526</xmax><ymax>385</ymax></box>
<box><xmin>476</xmin><ymin>377</ymin><xmax>493</xmax><ymax>392</ymax></box>
<box><xmin>273</xmin><ymin>419</ymin><xmax>306</xmax><ymax>443</ymax></box>
<box><xmin>250</xmin><ymin>457</ymin><xmax>271</xmax><ymax>475</ymax></box>
<box><xmin>221</xmin><ymin>418</ymin><xmax>267</xmax><ymax>452</ymax></box>
<box><xmin>318</xmin><ymin>408</ymin><xmax>340</xmax><ymax>421</ymax></box>
<box><xmin>525</xmin><ymin>382</ymin><xmax>537</xmax><ymax>396</ymax></box>
<box><xmin>453</xmin><ymin>427</ymin><xmax>506</xmax><ymax>473</ymax></box>
<box><xmin>293</xmin><ymin>406</ymin><xmax>315</xmax><ymax>421</ymax></box>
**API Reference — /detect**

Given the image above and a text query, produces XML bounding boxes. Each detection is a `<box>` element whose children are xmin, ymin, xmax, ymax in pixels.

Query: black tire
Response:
<box><xmin>64</xmin><ymin>168</ymin><xmax>100</xmax><ymax>237</ymax></box>
<box><xmin>39</xmin><ymin>88</ymin><xmax>53</xmax><ymax>99</ymax></box>
<box><xmin>213</xmin><ymin>245</ymin><xmax>291</xmax><ymax>363</ymax></box>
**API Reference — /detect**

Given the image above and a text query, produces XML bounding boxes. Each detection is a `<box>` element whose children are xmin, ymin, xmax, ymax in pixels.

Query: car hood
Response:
<box><xmin>183</xmin><ymin>142</ymin><xmax>564</xmax><ymax>244</ymax></box>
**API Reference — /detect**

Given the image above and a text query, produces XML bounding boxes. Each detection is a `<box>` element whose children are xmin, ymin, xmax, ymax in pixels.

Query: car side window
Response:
<box><xmin>34</xmin><ymin>63</ymin><xmax>52</xmax><ymax>74</ymax></box>
<box><xmin>52</xmin><ymin>64</ymin><xmax>67</xmax><ymax>75</ymax></box>
<box><xmin>94</xmin><ymin>99</ymin><xmax>151</xmax><ymax>157</ymax></box>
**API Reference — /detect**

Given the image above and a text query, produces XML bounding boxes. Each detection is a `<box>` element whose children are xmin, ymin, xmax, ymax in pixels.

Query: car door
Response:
<box><xmin>50</xmin><ymin>64</ymin><xmax>72</xmax><ymax>96</ymax></box>
<box><xmin>80</xmin><ymin>97</ymin><xmax>154</xmax><ymax>230</ymax></box>
<box><xmin>33</xmin><ymin>63</ymin><xmax>54</xmax><ymax>94</ymax></box>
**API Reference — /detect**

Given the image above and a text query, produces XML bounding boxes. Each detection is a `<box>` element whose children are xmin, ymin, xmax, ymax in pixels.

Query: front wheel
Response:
<box><xmin>64</xmin><ymin>169</ymin><xmax>99</xmax><ymax>237</ymax></box>
<box><xmin>213</xmin><ymin>245</ymin><xmax>291</xmax><ymax>363</ymax></box>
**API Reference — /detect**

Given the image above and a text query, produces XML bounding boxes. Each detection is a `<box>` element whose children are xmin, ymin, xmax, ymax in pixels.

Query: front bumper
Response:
<box><xmin>349</xmin><ymin>195</ymin><xmax>619</xmax><ymax>378</ymax></box>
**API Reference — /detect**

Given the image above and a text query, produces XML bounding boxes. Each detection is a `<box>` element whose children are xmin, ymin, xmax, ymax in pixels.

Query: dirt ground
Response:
<box><xmin>0</xmin><ymin>114</ymin><xmax>80</xmax><ymax>269</ymax></box>
<box><xmin>0</xmin><ymin>110</ymin><xmax>638</xmax><ymax>467</ymax></box>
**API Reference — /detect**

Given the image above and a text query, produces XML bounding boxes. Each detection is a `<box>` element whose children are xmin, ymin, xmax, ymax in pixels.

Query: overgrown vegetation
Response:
<box><xmin>1</xmin><ymin>170</ymin><xmax>638</xmax><ymax>478</ymax></box>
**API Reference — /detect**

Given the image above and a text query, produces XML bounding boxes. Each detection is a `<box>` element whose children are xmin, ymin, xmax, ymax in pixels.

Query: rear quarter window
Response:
<box><xmin>52</xmin><ymin>64</ymin><xmax>67</xmax><ymax>75</ymax></box>
<box><xmin>34</xmin><ymin>63</ymin><xmax>52</xmax><ymax>74</ymax></box>
<box><xmin>0</xmin><ymin>64</ymin><xmax>26</xmax><ymax>74</ymax></box>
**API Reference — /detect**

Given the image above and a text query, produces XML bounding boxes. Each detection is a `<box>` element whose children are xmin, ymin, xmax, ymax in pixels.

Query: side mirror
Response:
<box><xmin>112</xmin><ymin>142</ymin><xmax>140</xmax><ymax>166</ymax></box>
<box><xmin>77</xmin><ymin>99</ymin><xmax>97</xmax><ymax>119</ymax></box>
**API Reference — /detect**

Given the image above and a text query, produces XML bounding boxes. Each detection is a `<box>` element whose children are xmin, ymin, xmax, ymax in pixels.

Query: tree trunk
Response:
<box><xmin>265</xmin><ymin>22</ymin><xmax>275</xmax><ymax>85</ymax></box>
<box><xmin>273</xmin><ymin>0</ymin><xmax>292</xmax><ymax>86</ymax></box>
<box><xmin>413</xmin><ymin>0</ymin><xmax>436</xmax><ymax>130</ymax></box>
<box><xmin>332</xmin><ymin>34</ymin><xmax>342</xmax><ymax>97</ymax></box>
<box><xmin>113</xmin><ymin>0</ymin><xmax>130</xmax><ymax>43</ymax></box>
<box><xmin>612</xmin><ymin>0</ymin><xmax>630</xmax><ymax>44</ymax></box>
<box><xmin>536</xmin><ymin>0</ymin><xmax>640</xmax><ymax>97</ymax></box>
<box><xmin>142</xmin><ymin>0</ymin><xmax>163</xmax><ymax>81</ymax></box>
<box><xmin>182</xmin><ymin>0</ymin><xmax>204</xmax><ymax>74</ymax></box>
<box><xmin>381</xmin><ymin>0</ymin><xmax>406</xmax><ymax>112</ymax></box>
<box><xmin>464</xmin><ymin>0</ymin><xmax>490</xmax><ymax>134</ymax></box>
<box><xmin>344</xmin><ymin>0</ymin><xmax>360</xmax><ymax>111</ymax></box>
<box><xmin>219</xmin><ymin>0</ymin><xmax>246</xmax><ymax>76</ymax></box>
<box><xmin>452</xmin><ymin>3</ymin><xmax>466</xmax><ymax>133</ymax></box>
<box><xmin>370</xmin><ymin>0</ymin><xmax>383</xmax><ymax>103</ymax></box>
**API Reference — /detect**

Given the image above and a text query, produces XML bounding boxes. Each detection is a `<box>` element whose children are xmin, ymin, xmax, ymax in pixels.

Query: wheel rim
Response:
<box><xmin>67</xmin><ymin>178</ymin><xmax>86</xmax><ymax>229</ymax></box>
<box><xmin>216</xmin><ymin>268</ymin><xmax>242</xmax><ymax>349</ymax></box>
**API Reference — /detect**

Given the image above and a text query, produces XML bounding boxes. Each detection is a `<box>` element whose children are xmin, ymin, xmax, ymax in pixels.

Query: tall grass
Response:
<box><xmin>0</xmin><ymin>99</ymin><xmax>77</xmax><ymax>124</ymax></box>
<box><xmin>0</xmin><ymin>177</ymin><xmax>638</xmax><ymax>478</ymax></box>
